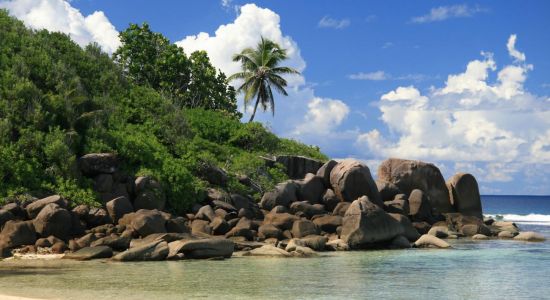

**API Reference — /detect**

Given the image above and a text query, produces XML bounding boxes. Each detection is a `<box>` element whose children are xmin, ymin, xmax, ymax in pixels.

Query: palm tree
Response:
<box><xmin>229</xmin><ymin>37</ymin><xmax>300</xmax><ymax>122</ymax></box>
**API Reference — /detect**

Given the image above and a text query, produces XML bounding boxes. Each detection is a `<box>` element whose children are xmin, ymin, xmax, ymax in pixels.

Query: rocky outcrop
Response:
<box><xmin>33</xmin><ymin>203</ymin><xmax>72</xmax><ymax>240</ymax></box>
<box><xmin>340</xmin><ymin>196</ymin><xmax>404</xmax><ymax>248</ymax></box>
<box><xmin>296</xmin><ymin>173</ymin><xmax>325</xmax><ymax>204</ymax></box>
<box><xmin>275</xmin><ymin>155</ymin><xmax>324</xmax><ymax>179</ymax></box>
<box><xmin>177</xmin><ymin>238</ymin><xmax>234</xmax><ymax>259</ymax></box>
<box><xmin>129</xmin><ymin>209</ymin><xmax>166</xmax><ymax>237</ymax></box>
<box><xmin>0</xmin><ymin>220</ymin><xmax>36</xmax><ymax>248</ymax></box>
<box><xmin>389</xmin><ymin>213</ymin><xmax>420</xmax><ymax>241</ymax></box>
<box><xmin>113</xmin><ymin>240</ymin><xmax>169</xmax><ymax>261</ymax></box>
<box><xmin>0</xmin><ymin>209</ymin><xmax>15</xmax><ymax>230</ymax></box>
<box><xmin>291</xmin><ymin>220</ymin><xmax>319</xmax><ymax>238</ymax></box>
<box><xmin>133</xmin><ymin>176</ymin><xmax>166</xmax><ymax>211</ymax></box>
<box><xmin>330</xmin><ymin>159</ymin><xmax>382</xmax><ymax>207</ymax></box>
<box><xmin>263</xmin><ymin>213</ymin><xmax>299</xmax><ymax>231</ymax></box>
<box><xmin>447</xmin><ymin>173</ymin><xmax>483</xmax><ymax>219</ymax></box>
<box><xmin>0</xmin><ymin>153</ymin><xmax>523</xmax><ymax>261</ymax></box>
<box><xmin>408</xmin><ymin>189</ymin><xmax>435</xmax><ymax>223</ymax></box>
<box><xmin>260</xmin><ymin>181</ymin><xmax>299</xmax><ymax>210</ymax></box>
<box><xmin>26</xmin><ymin>195</ymin><xmax>68</xmax><ymax>219</ymax></box>
<box><xmin>78</xmin><ymin>153</ymin><xmax>118</xmax><ymax>176</ymax></box>
<box><xmin>106</xmin><ymin>196</ymin><xmax>134</xmax><ymax>223</ymax></box>
<box><xmin>312</xmin><ymin>215</ymin><xmax>342</xmax><ymax>233</ymax></box>
<box><xmin>316</xmin><ymin>160</ymin><xmax>338</xmax><ymax>187</ymax></box>
<box><xmin>63</xmin><ymin>246</ymin><xmax>113</xmax><ymax>260</ymax></box>
<box><xmin>377</xmin><ymin>158</ymin><xmax>453</xmax><ymax>214</ymax></box>
<box><xmin>376</xmin><ymin>181</ymin><xmax>401</xmax><ymax>202</ymax></box>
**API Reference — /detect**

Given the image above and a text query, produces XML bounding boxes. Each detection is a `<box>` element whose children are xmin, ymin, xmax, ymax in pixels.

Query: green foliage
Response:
<box><xmin>0</xmin><ymin>10</ymin><xmax>327</xmax><ymax>212</ymax></box>
<box><xmin>42</xmin><ymin>178</ymin><xmax>100</xmax><ymax>207</ymax></box>
<box><xmin>114</xmin><ymin>23</ymin><xmax>239</xmax><ymax>117</ymax></box>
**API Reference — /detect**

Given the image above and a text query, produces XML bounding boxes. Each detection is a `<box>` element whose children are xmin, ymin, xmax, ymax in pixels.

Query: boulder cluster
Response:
<box><xmin>0</xmin><ymin>154</ymin><xmax>545</xmax><ymax>261</ymax></box>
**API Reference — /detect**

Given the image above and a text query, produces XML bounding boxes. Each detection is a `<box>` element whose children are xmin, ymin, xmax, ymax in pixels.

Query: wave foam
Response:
<box><xmin>486</xmin><ymin>213</ymin><xmax>550</xmax><ymax>225</ymax></box>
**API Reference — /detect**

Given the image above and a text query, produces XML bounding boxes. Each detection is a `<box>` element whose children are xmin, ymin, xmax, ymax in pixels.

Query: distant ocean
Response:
<box><xmin>482</xmin><ymin>195</ymin><xmax>550</xmax><ymax>227</ymax></box>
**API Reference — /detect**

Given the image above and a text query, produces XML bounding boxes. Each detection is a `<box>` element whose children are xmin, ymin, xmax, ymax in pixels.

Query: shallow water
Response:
<box><xmin>1</xmin><ymin>224</ymin><xmax>549</xmax><ymax>300</ymax></box>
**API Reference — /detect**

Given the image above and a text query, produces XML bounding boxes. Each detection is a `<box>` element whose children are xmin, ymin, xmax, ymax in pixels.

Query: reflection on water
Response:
<box><xmin>1</xmin><ymin>225</ymin><xmax>549</xmax><ymax>300</ymax></box>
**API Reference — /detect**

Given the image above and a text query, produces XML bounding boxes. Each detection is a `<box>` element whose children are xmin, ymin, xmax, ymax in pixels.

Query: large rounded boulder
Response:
<box><xmin>130</xmin><ymin>209</ymin><xmax>167</xmax><ymax>237</ymax></box>
<box><xmin>33</xmin><ymin>203</ymin><xmax>72</xmax><ymax>240</ymax></box>
<box><xmin>26</xmin><ymin>195</ymin><xmax>68</xmax><ymax>219</ymax></box>
<box><xmin>260</xmin><ymin>181</ymin><xmax>299</xmax><ymax>210</ymax></box>
<box><xmin>275</xmin><ymin>155</ymin><xmax>324</xmax><ymax>180</ymax></box>
<box><xmin>340</xmin><ymin>196</ymin><xmax>404</xmax><ymax>248</ymax></box>
<box><xmin>447</xmin><ymin>173</ymin><xmax>483</xmax><ymax>219</ymax></box>
<box><xmin>329</xmin><ymin>159</ymin><xmax>382</xmax><ymax>207</ymax></box>
<box><xmin>133</xmin><ymin>176</ymin><xmax>166</xmax><ymax>211</ymax></box>
<box><xmin>0</xmin><ymin>220</ymin><xmax>36</xmax><ymax>248</ymax></box>
<box><xmin>78</xmin><ymin>153</ymin><xmax>118</xmax><ymax>176</ymax></box>
<box><xmin>377</xmin><ymin>158</ymin><xmax>453</xmax><ymax>214</ymax></box>
<box><xmin>296</xmin><ymin>173</ymin><xmax>325</xmax><ymax>204</ymax></box>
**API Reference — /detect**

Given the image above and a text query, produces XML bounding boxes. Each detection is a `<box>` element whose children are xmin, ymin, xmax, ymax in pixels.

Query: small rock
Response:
<box><xmin>64</xmin><ymin>246</ymin><xmax>113</xmax><ymax>260</ymax></box>
<box><xmin>497</xmin><ymin>230</ymin><xmax>515</xmax><ymax>239</ymax></box>
<box><xmin>244</xmin><ymin>244</ymin><xmax>291</xmax><ymax>257</ymax></box>
<box><xmin>414</xmin><ymin>234</ymin><xmax>451</xmax><ymax>249</ymax></box>
<box><xmin>514</xmin><ymin>232</ymin><xmax>546</xmax><ymax>242</ymax></box>
<box><xmin>472</xmin><ymin>234</ymin><xmax>489</xmax><ymax>240</ymax></box>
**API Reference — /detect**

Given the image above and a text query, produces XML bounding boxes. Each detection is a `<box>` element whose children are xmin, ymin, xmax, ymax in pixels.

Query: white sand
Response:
<box><xmin>4</xmin><ymin>253</ymin><xmax>65</xmax><ymax>260</ymax></box>
<box><xmin>0</xmin><ymin>295</ymin><xmax>49</xmax><ymax>300</ymax></box>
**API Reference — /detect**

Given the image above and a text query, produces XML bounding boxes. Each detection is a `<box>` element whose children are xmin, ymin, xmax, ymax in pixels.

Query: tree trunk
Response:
<box><xmin>248</xmin><ymin>96</ymin><xmax>261</xmax><ymax>123</ymax></box>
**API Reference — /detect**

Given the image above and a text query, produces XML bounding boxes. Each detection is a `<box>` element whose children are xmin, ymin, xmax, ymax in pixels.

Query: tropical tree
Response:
<box><xmin>229</xmin><ymin>37</ymin><xmax>300</xmax><ymax>122</ymax></box>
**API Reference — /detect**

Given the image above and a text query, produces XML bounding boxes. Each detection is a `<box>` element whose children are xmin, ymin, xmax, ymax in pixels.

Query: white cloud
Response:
<box><xmin>411</xmin><ymin>4</ymin><xmax>486</xmax><ymax>24</ymax></box>
<box><xmin>293</xmin><ymin>97</ymin><xmax>349</xmax><ymax>135</ymax></box>
<box><xmin>349</xmin><ymin>71</ymin><xmax>388</xmax><ymax>81</ymax></box>
<box><xmin>177</xmin><ymin>4</ymin><xmax>305</xmax><ymax>87</ymax></box>
<box><xmin>177</xmin><ymin>4</ymin><xmax>350</xmax><ymax>151</ymax></box>
<box><xmin>318</xmin><ymin>16</ymin><xmax>350</xmax><ymax>29</ymax></box>
<box><xmin>0</xmin><ymin>0</ymin><xmax>120</xmax><ymax>54</ymax></box>
<box><xmin>357</xmin><ymin>34</ymin><xmax>550</xmax><ymax>184</ymax></box>
<box><xmin>507</xmin><ymin>34</ymin><xmax>526</xmax><ymax>62</ymax></box>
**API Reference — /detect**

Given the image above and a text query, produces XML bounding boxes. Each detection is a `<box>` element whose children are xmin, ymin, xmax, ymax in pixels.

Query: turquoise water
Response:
<box><xmin>0</xmin><ymin>196</ymin><xmax>549</xmax><ymax>300</ymax></box>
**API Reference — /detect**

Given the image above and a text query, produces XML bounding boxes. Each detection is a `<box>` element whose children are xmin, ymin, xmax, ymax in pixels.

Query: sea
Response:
<box><xmin>0</xmin><ymin>195</ymin><xmax>549</xmax><ymax>300</ymax></box>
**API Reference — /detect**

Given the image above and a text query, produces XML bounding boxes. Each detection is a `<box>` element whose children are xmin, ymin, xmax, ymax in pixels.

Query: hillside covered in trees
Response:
<box><xmin>0</xmin><ymin>10</ymin><xmax>326</xmax><ymax>213</ymax></box>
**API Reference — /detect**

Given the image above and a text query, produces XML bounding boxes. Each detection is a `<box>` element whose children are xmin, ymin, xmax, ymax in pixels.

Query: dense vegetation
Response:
<box><xmin>0</xmin><ymin>10</ymin><xmax>327</xmax><ymax>212</ymax></box>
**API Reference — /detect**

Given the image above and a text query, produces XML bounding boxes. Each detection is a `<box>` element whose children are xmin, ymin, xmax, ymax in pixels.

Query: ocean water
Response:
<box><xmin>0</xmin><ymin>195</ymin><xmax>549</xmax><ymax>300</ymax></box>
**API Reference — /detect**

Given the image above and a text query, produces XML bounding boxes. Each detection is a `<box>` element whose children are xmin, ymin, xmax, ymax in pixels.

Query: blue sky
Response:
<box><xmin>2</xmin><ymin>0</ymin><xmax>550</xmax><ymax>195</ymax></box>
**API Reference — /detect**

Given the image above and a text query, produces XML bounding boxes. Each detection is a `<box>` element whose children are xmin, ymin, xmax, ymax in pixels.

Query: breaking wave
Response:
<box><xmin>486</xmin><ymin>214</ymin><xmax>550</xmax><ymax>226</ymax></box>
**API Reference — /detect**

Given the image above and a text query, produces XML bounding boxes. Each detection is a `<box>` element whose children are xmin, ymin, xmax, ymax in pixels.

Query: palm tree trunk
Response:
<box><xmin>248</xmin><ymin>96</ymin><xmax>261</xmax><ymax>122</ymax></box>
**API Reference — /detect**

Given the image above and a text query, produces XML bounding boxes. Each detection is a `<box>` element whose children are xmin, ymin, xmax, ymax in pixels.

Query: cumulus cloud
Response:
<box><xmin>177</xmin><ymin>4</ymin><xmax>305</xmax><ymax>87</ymax></box>
<box><xmin>356</xmin><ymin>35</ymin><xmax>550</xmax><ymax>185</ymax></box>
<box><xmin>318</xmin><ymin>16</ymin><xmax>350</xmax><ymax>29</ymax></box>
<box><xmin>0</xmin><ymin>0</ymin><xmax>120</xmax><ymax>54</ymax></box>
<box><xmin>411</xmin><ymin>4</ymin><xmax>486</xmax><ymax>24</ymax></box>
<box><xmin>293</xmin><ymin>97</ymin><xmax>350</xmax><ymax>135</ymax></box>
<box><xmin>177</xmin><ymin>4</ymin><xmax>350</xmax><ymax>150</ymax></box>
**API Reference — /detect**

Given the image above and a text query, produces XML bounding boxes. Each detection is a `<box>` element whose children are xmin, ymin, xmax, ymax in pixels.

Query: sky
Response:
<box><xmin>1</xmin><ymin>0</ymin><xmax>550</xmax><ymax>195</ymax></box>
